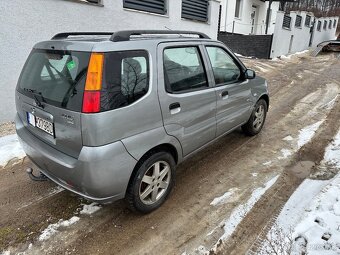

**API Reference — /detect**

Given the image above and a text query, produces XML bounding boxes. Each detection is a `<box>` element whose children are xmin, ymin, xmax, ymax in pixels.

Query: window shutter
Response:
<box><xmin>317</xmin><ymin>21</ymin><xmax>321</xmax><ymax>31</ymax></box>
<box><xmin>123</xmin><ymin>0</ymin><xmax>166</xmax><ymax>15</ymax></box>
<box><xmin>182</xmin><ymin>0</ymin><xmax>209</xmax><ymax>22</ymax></box>
<box><xmin>305</xmin><ymin>15</ymin><xmax>311</xmax><ymax>27</ymax></box>
<box><xmin>282</xmin><ymin>15</ymin><xmax>291</xmax><ymax>29</ymax></box>
<box><xmin>295</xmin><ymin>15</ymin><xmax>302</xmax><ymax>27</ymax></box>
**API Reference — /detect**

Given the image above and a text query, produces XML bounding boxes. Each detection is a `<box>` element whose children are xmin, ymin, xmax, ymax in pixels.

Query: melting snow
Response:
<box><xmin>0</xmin><ymin>134</ymin><xmax>25</xmax><ymax>167</ymax></box>
<box><xmin>278</xmin><ymin>149</ymin><xmax>292</xmax><ymax>159</ymax></box>
<box><xmin>210</xmin><ymin>188</ymin><xmax>238</xmax><ymax>206</ymax></box>
<box><xmin>39</xmin><ymin>216</ymin><xmax>79</xmax><ymax>241</ymax></box>
<box><xmin>283</xmin><ymin>135</ymin><xmax>294</xmax><ymax>141</ymax></box>
<box><xmin>297</xmin><ymin>120</ymin><xmax>324</xmax><ymax>148</ymax></box>
<box><xmin>80</xmin><ymin>202</ymin><xmax>101</xmax><ymax>215</ymax></box>
<box><xmin>209</xmin><ymin>175</ymin><xmax>279</xmax><ymax>253</ymax></box>
<box><xmin>258</xmin><ymin>128</ymin><xmax>340</xmax><ymax>255</ymax></box>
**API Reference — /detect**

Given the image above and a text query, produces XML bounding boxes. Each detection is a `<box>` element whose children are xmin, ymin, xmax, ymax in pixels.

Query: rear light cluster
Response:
<box><xmin>82</xmin><ymin>53</ymin><xmax>104</xmax><ymax>113</ymax></box>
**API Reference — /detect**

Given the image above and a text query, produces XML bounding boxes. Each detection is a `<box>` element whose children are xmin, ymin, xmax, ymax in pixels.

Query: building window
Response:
<box><xmin>182</xmin><ymin>0</ymin><xmax>209</xmax><ymax>22</ymax></box>
<box><xmin>334</xmin><ymin>19</ymin><xmax>337</xmax><ymax>28</ymax></box>
<box><xmin>235</xmin><ymin>0</ymin><xmax>242</xmax><ymax>18</ymax></box>
<box><xmin>323</xmin><ymin>20</ymin><xmax>327</xmax><ymax>30</ymax></box>
<box><xmin>305</xmin><ymin>15</ymin><xmax>311</xmax><ymax>27</ymax></box>
<box><xmin>317</xmin><ymin>20</ymin><xmax>321</xmax><ymax>31</ymax></box>
<box><xmin>329</xmin><ymin>20</ymin><xmax>332</xmax><ymax>29</ymax></box>
<box><xmin>295</xmin><ymin>15</ymin><xmax>302</xmax><ymax>27</ymax></box>
<box><xmin>283</xmin><ymin>15</ymin><xmax>292</xmax><ymax>29</ymax></box>
<box><xmin>65</xmin><ymin>0</ymin><xmax>103</xmax><ymax>5</ymax></box>
<box><xmin>123</xmin><ymin>0</ymin><xmax>166</xmax><ymax>15</ymax></box>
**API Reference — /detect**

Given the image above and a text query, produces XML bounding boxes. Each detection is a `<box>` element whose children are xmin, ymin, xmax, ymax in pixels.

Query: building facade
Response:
<box><xmin>219</xmin><ymin>0</ymin><xmax>280</xmax><ymax>35</ymax></box>
<box><xmin>0</xmin><ymin>0</ymin><xmax>220</xmax><ymax>122</ymax></box>
<box><xmin>271</xmin><ymin>11</ymin><xmax>339</xmax><ymax>58</ymax></box>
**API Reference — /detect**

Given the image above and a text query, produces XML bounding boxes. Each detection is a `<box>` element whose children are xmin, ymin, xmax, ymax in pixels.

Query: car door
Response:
<box><xmin>157</xmin><ymin>42</ymin><xmax>217</xmax><ymax>156</ymax></box>
<box><xmin>204</xmin><ymin>44</ymin><xmax>253</xmax><ymax>137</ymax></box>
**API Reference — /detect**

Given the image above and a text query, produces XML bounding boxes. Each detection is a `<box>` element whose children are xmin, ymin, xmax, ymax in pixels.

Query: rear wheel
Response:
<box><xmin>242</xmin><ymin>99</ymin><xmax>267</xmax><ymax>136</ymax></box>
<box><xmin>125</xmin><ymin>152</ymin><xmax>175</xmax><ymax>214</ymax></box>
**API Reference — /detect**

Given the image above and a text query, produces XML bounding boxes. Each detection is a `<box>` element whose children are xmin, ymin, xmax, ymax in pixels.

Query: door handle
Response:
<box><xmin>169</xmin><ymin>102</ymin><xmax>181</xmax><ymax>114</ymax></box>
<box><xmin>221</xmin><ymin>91</ymin><xmax>229</xmax><ymax>99</ymax></box>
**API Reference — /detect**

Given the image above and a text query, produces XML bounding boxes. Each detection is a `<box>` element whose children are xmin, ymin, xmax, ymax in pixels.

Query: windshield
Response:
<box><xmin>17</xmin><ymin>49</ymin><xmax>90</xmax><ymax>112</ymax></box>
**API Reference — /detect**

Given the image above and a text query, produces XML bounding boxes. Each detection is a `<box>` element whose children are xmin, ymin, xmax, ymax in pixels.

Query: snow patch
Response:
<box><xmin>283</xmin><ymin>135</ymin><xmax>294</xmax><ymax>141</ymax></box>
<box><xmin>39</xmin><ymin>216</ymin><xmax>79</xmax><ymax>241</ymax></box>
<box><xmin>80</xmin><ymin>202</ymin><xmax>101</xmax><ymax>215</ymax></box>
<box><xmin>0</xmin><ymin>134</ymin><xmax>25</xmax><ymax>167</ymax></box>
<box><xmin>210</xmin><ymin>175</ymin><xmax>279</xmax><ymax>253</ymax></box>
<box><xmin>323</xmin><ymin>129</ymin><xmax>340</xmax><ymax>168</ymax></box>
<box><xmin>258</xmin><ymin>128</ymin><xmax>340</xmax><ymax>255</ymax></box>
<box><xmin>235</xmin><ymin>53</ymin><xmax>253</xmax><ymax>59</ymax></box>
<box><xmin>210</xmin><ymin>188</ymin><xmax>238</xmax><ymax>206</ymax></box>
<box><xmin>278</xmin><ymin>149</ymin><xmax>292</xmax><ymax>159</ymax></box>
<box><xmin>280</xmin><ymin>50</ymin><xmax>309</xmax><ymax>60</ymax></box>
<box><xmin>297</xmin><ymin>120</ymin><xmax>323</xmax><ymax>148</ymax></box>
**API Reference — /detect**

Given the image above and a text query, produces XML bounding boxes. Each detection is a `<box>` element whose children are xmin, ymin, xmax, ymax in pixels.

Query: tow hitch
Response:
<box><xmin>26</xmin><ymin>168</ymin><xmax>48</xmax><ymax>181</ymax></box>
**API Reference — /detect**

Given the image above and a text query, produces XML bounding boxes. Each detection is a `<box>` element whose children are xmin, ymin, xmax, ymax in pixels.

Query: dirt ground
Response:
<box><xmin>1</xmin><ymin>51</ymin><xmax>340</xmax><ymax>255</ymax></box>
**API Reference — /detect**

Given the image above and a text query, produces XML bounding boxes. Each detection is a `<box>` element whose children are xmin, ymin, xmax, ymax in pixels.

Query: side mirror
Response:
<box><xmin>245</xmin><ymin>69</ymin><xmax>256</xmax><ymax>79</ymax></box>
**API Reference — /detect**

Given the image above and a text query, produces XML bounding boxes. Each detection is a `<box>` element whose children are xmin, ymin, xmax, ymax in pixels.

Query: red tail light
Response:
<box><xmin>82</xmin><ymin>53</ymin><xmax>104</xmax><ymax>113</ymax></box>
<box><xmin>82</xmin><ymin>91</ymin><xmax>100</xmax><ymax>113</ymax></box>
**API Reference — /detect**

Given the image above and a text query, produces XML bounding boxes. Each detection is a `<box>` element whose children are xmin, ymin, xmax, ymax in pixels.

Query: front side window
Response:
<box><xmin>163</xmin><ymin>47</ymin><xmax>208</xmax><ymax>93</ymax></box>
<box><xmin>102</xmin><ymin>50</ymin><xmax>149</xmax><ymax>111</ymax></box>
<box><xmin>206</xmin><ymin>47</ymin><xmax>241</xmax><ymax>85</ymax></box>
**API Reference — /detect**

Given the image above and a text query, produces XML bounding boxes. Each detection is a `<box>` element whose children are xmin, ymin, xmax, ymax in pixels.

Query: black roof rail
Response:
<box><xmin>110</xmin><ymin>30</ymin><xmax>211</xmax><ymax>42</ymax></box>
<box><xmin>51</xmin><ymin>32</ymin><xmax>113</xmax><ymax>40</ymax></box>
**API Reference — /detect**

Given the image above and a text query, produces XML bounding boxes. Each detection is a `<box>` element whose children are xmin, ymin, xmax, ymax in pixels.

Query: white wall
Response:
<box><xmin>220</xmin><ymin>0</ymin><xmax>279</xmax><ymax>35</ymax></box>
<box><xmin>0</xmin><ymin>0</ymin><xmax>220</xmax><ymax>123</ymax></box>
<box><xmin>312</xmin><ymin>17</ymin><xmax>339</xmax><ymax>47</ymax></box>
<box><xmin>270</xmin><ymin>11</ymin><xmax>338</xmax><ymax>58</ymax></box>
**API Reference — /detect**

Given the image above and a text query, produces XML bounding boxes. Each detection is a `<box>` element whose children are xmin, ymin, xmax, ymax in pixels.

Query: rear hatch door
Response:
<box><xmin>16</xmin><ymin>49</ymin><xmax>90</xmax><ymax>158</ymax></box>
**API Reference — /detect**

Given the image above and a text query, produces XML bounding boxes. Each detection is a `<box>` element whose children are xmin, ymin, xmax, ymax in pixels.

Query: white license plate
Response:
<box><xmin>27</xmin><ymin>112</ymin><xmax>54</xmax><ymax>136</ymax></box>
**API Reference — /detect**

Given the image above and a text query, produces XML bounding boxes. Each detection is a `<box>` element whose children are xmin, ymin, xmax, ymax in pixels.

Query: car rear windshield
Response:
<box><xmin>17</xmin><ymin>49</ymin><xmax>90</xmax><ymax>112</ymax></box>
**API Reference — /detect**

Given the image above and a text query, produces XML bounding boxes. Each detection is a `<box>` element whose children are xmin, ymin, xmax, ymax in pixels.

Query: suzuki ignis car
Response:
<box><xmin>15</xmin><ymin>30</ymin><xmax>269</xmax><ymax>213</ymax></box>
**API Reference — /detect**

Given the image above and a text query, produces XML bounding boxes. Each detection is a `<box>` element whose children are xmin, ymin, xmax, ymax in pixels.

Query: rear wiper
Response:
<box><xmin>23</xmin><ymin>88</ymin><xmax>45</xmax><ymax>108</ymax></box>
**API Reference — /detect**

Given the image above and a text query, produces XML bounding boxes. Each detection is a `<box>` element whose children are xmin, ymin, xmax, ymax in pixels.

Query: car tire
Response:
<box><xmin>125</xmin><ymin>151</ymin><xmax>176</xmax><ymax>214</ymax></box>
<box><xmin>242</xmin><ymin>99</ymin><xmax>267</xmax><ymax>136</ymax></box>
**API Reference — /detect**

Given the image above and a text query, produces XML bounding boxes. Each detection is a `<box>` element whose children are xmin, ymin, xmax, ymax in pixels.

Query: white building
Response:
<box><xmin>271</xmin><ymin>11</ymin><xmax>339</xmax><ymax>58</ymax></box>
<box><xmin>0</xmin><ymin>0</ymin><xmax>220</xmax><ymax>123</ymax></box>
<box><xmin>219</xmin><ymin>0</ymin><xmax>280</xmax><ymax>35</ymax></box>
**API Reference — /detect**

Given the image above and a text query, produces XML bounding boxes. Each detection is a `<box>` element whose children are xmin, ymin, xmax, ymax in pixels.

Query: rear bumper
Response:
<box><xmin>15</xmin><ymin>114</ymin><xmax>137</xmax><ymax>203</ymax></box>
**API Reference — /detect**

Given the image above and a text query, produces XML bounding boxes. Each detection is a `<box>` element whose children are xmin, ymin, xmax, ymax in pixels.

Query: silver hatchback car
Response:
<box><xmin>15</xmin><ymin>30</ymin><xmax>269</xmax><ymax>213</ymax></box>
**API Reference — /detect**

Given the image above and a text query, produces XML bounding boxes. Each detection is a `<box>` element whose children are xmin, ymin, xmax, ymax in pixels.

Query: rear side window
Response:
<box><xmin>17</xmin><ymin>50</ymin><xmax>90</xmax><ymax>111</ymax></box>
<box><xmin>102</xmin><ymin>50</ymin><xmax>149</xmax><ymax>111</ymax></box>
<box><xmin>163</xmin><ymin>47</ymin><xmax>208</xmax><ymax>93</ymax></box>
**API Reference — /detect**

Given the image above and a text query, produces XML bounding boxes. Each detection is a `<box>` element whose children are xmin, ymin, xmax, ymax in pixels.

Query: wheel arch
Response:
<box><xmin>259</xmin><ymin>94</ymin><xmax>269</xmax><ymax>111</ymax></box>
<box><xmin>126</xmin><ymin>143</ymin><xmax>178</xmax><ymax>194</ymax></box>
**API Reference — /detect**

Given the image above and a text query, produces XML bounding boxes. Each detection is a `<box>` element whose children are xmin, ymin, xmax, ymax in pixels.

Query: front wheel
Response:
<box><xmin>125</xmin><ymin>152</ymin><xmax>176</xmax><ymax>214</ymax></box>
<box><xmin>242</xmin><ymin>99</ymin><xmax>267</xmax><ymax>136</ymax></box>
